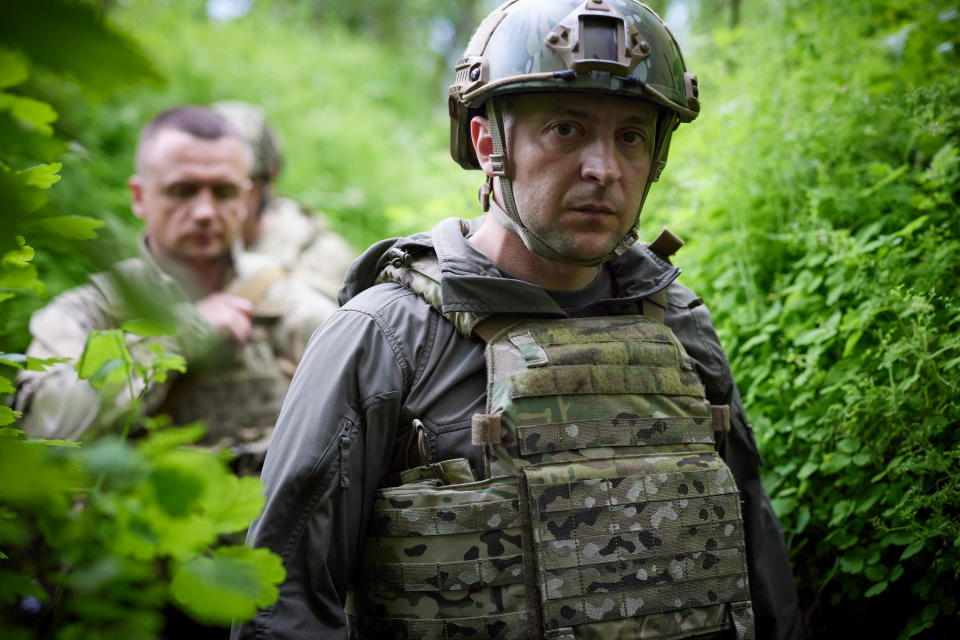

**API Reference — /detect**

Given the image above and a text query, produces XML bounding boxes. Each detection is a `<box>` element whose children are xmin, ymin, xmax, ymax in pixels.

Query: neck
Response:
<box><xmin>148</xmin><ymin>240</ymin><xmax>230</xmax><ymax>299</ymax></box>
<box><xmin>469</xmin><ymin>216</ymin><xmax>599</xmax><ymax>291</ymax></box>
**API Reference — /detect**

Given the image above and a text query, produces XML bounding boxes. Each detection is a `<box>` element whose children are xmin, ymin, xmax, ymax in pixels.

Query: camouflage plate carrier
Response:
<box><xmin>347</xmin><ymin>240</ymin><xmax>754</xmax><ymax>639</ymax></box>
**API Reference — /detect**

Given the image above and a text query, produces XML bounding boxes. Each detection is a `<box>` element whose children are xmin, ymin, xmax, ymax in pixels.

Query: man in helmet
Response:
<box><xmin>236</xmin><ymin>2</ymin><xmax>802</xmax><ymax>639</ymax></box>
<box><xmin>213</xmin><ymin>101</ymin><xmax>355</xmax><ymax>302</ymax></box>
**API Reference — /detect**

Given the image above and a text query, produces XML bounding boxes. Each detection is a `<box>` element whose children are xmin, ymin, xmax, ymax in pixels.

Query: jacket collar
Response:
<box><xmin>341</xmin><ymin>216</ymin><xmax>680</xmax><ymax>315</ymax></box>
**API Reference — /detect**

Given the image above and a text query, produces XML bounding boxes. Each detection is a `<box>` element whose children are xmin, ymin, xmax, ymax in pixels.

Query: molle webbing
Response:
<box><xmin>350</xmin><ymin>310</ymin><xmax>753</xmax><ymax>638</ymax></box>
<box><xmin>349</xmin><ymin>610</ymin><xmax>530</xmax><ymax>640</ymax></box>
<box><xmin>516</xmin><ymin>416</ymin><xmax>715</xmax><ymax>455</ymax></box>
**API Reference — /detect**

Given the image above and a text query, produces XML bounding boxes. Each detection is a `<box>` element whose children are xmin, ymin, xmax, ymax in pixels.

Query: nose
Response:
<box><xmin>581</xmin><ymin>138</ymin><xmax>621</xmax><ymax>186</ymax></box>
<box><xmin>190</xmin><ymin>187</ymin><xmax>216</xmax><ymax>224</ymax></box>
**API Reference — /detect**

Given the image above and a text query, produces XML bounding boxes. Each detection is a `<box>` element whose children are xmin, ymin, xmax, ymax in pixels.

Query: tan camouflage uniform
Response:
<box><xmin>17</xmin><ymin>237</ymin><xmax>336</xmax><ymax>458</ymax></box>
<box><xmin>247</xmin><ymin>195</ymin><xmax>356</xmax><ymax>302</ymax></box>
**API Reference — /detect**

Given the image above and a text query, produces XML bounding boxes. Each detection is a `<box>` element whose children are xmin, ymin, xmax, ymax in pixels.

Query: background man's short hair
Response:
<box><xmin>135</xmin><ymin>105</ymin><xmax>244</xmax><ymax>171</ymax></box>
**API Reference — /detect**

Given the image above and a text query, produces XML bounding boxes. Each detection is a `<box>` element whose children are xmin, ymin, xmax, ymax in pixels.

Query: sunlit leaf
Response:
<box><xmin>0</xmin><ymin>353</ymin><xmax>68</xmax><ymax>371</ymax></box>
<box><xmin>35</xmin><ymin>215</ymin><xmax>103</xmax><ymax>240</ymax></box>
<box><xmin>0</xmin><ymin>48</ymin><xmax>29</xmax><ymax>89</ymax></box>
<box><xmin>170</xmin><ymin>547</ymin><xmax>284</xmax><ymax>625</ymax></box>
<box><xmin>17</xmin><ymin>163</ymin><xmax>61</xmax><ymax>189</ymax></box>
<box><xmin>149</xmin><ymin>465</ymin><xmax>204</xmax><ymax>519</ymax></box>
<box><xmin>0</xmin><ymin>406</ymin><xmax>20</xmax><ymax>427</ymax></box>
<box><xmin>75</xmin><ymin>330</ymin><xmax>133</xmax><ymax>389</ymax></box>
<box><xmin>203</xmin><ymin>475</ymin><xmax>265</xmax><ymax>535</ymax></box>
<box><xmin>122</xmin><ymin>319</ymin><xmax>177</xmax><ymax>337</ymax></box>
<box><xmin>0</xmin><ymin>93</ymin><xmax>56</xmax><ymax>136</ymax></box>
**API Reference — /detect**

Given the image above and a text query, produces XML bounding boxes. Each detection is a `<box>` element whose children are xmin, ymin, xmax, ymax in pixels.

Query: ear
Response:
<box><xmin>470</xmin><ymin>115</ymin><xmax>496</xmax><ymax>177</ymax></box>
<box><xmin>128</xmin><ymin>174</ymin><xmax>146</xmax><ymax>219</ymax></box>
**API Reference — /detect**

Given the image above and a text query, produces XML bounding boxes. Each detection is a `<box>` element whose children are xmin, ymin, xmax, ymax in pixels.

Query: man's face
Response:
<box><xmin>130</xmin><ymin>128</ymin><xmax>251</xmax><ymax>264</ymax></box>
<box><xmin>504</xmin><ymin>92</ymin><xmax>658</xmax><ymax>262</ymax></box>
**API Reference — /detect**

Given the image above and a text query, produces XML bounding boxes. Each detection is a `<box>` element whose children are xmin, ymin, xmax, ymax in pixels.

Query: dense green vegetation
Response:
<box><xmin>1</xmin><ymin>0</ymin><xmax>957</xmax><ymax>637</ymax></box>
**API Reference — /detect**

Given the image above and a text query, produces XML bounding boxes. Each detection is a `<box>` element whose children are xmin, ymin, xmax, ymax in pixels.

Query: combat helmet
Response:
<box><xmin>212</xmin><ymin>101</ymin><xmax>282</xmax><ymax>183</ymax></box>
<box><xmin>448</xmin><ymin>0</ymin><xmax>700</xmax><ymax>266</ymax></box>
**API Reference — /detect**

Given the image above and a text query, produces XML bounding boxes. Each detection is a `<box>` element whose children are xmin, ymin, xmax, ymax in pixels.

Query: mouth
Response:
<box><xmin>570</xmin><ymin>203</ymin><xmax>616</xmax><ymax>215</ymax></box>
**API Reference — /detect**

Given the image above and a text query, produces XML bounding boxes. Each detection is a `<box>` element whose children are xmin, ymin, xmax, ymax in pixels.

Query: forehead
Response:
<box><xmin>141</xmin><ymin>128</ymin><xmax>251</xmax><ymax>182</ymax></box>
<box><xmin>508</xmin><ymin>92</ymin><xmax>659</xmax><ymax>127</ymax></box>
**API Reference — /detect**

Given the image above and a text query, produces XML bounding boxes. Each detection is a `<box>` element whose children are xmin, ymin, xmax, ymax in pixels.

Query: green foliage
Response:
<box><xmin>0</xmin><ymin>2</ymin><xmax>282</xmax><ymax>636</ymax></box>
<box><xmin>0</xmin><ymin>424</ymin><xmax>282</xmax><ymax>638</ymax></box>
<box><xmin>643</xmin><ymin>0</ymin><xmax>960</xmax><ymax>636</ymax></box>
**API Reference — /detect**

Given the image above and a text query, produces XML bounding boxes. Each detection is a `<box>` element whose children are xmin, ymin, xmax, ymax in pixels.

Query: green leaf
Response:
<box><xmin>2</xmin><ymin>242</ymin><xmax>34</xmax><ymax>268</ymax></box>
<box><xmin>0</xmin><ymin>0</ymin><xmax>163</xmax><ymax>95</ymax></box>
<box><xmin>864</xmin><ymin>581</ymin><xmax>888</xmax><ymax>598</ymax></box>
<box><xmin>25</xmin><ymin>438</ymin><xmax>81</xmax><ymax>447</ymax></box>
<box><xmin>821</xmin><ymin>452</ymin><xmax>852</xmax><ymax>474</ymax></box>
<box><xmin>0</xmin><ymin>376</ymin><xmax>14</xmax><ymax>394</ymax></box>
<box><xmin>0</xmin><ymin>93</ymin><xmax>56</xmax><ymax>135</ymax></box>
<box><xmin>770</xmin><ymin>496</ymin><xmax>798</xmax><ymax>518</ymax></box>
<box><xmin>837</xmin><ymin>438</ymin><xmax>860</xmax><ymax>454</ymax></box>
<box><xmin>75</xmin><ymin>329</ymin><xmax>133</xmax><ymax>389</ymax></box>
<box><xmin>150</xmin><ymin>465</ymin><xmax>205</xmax><ymax>519</ymax></box>
<box><xmin>35</xmin><ymin>215</ymin><xmax>103</xmax><ymax>240</ymax></box>
<box><xmin>170</xmin><ymin>547</ymin><xmax>285</xmax><ymax>625</ymax></box>
<box><xmin>122</xmin><ymin>319</ymin><xmax>177</xmax><ymax>337</ymax></box>
<box><xmin>0</xmin><ymin>406</ymin><xmax>20</xmax><ymax>427</ymax></box>
<box><xmin>795</xmin><ymin>505</ymin><xmax>811</xmax><ymax>534</ymax></box>
<box><xmin>203</xmin><ymin>475</ymin><xmax>266</xmax><ymax>535</ymax></box>
<box><xmin>16</xmin><ymin>163</ymin><xmax>61</xmax><ymax>188</ymax></box>
<box><xmin>842</xmin><ymin>330</ymin><xmax>863</xmax><ymax>357</ymax></box>
<box><xmin>865</xmin><ymin>565</ymin><xmax>887</xmax><ymax>582</ymax></box>
<box><xmin>852</xmin><ymin>452</ymin><xmax>871</xmax><ymax>466</ymax></box>
<box><xmin>900</xmin><ymin>541</ymin><xmax>923</xmax><ymax>561</ymax></box>
<box><xmin>838</xmin><ymin>554</ymin><xmax>864</xmax><ymax>574</ymax></box>
<box><xmin>797</xmin><ymin>461</ymin><xmax>818</xmax><ymax>480</ymax></box>
<box><xmin>0</xmin><ymin>48</ymin><xmax>29</xmax><ymax>89</ymax></box>
<box><xmin>889</xmin><ymin>564</ymin><xmax>904</xmax><ymax>582</ymax></box>
<box><xmin>0</xmin><ymin>353</ymin><xmax>64</xmax><ymax>371</ymax></box>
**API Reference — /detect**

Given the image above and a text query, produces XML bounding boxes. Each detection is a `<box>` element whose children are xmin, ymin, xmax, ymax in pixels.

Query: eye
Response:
<box><xmin>166</xmin><ymin>182</ymin><xmax>198</xmax><ymax>199</ymax></box>
<box><xmin>620</xmin><ymin>129</ymin><xmax>648</xmax><ymax>146</ymax></box>
<box><xmin>551</xmin><ymin>122</ymin><xmax>579</xmax><ymax>137</ymax></box>
<box><xmin>212</xmin><ymin>183</ymin><xmax>241</xmax><ymax>200</ymax></box>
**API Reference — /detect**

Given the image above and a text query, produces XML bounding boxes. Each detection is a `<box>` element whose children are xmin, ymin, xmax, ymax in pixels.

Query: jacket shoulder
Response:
<box><xmin>664</xmin><ymin>280</ymin><xmax>735</xmax><ymax>402</ymax></box>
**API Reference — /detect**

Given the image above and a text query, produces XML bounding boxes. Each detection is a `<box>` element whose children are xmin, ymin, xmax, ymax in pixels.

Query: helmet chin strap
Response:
<box><xmin>484</xmin><ymin>97</ymin><xmax>645</xmax><ymax>268</ymax></box>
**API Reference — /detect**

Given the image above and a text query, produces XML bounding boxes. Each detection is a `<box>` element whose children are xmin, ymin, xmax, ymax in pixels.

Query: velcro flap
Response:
<box><xmin>508</xmin><ymin>330</ymin><xmax>549</xmax><ymax>367</ymax></box>
<box><xmin>711</xmin><ymin>405</ymin><xmax>731</xmax><ymax>432</ymax></box>
<box><xmin>472</xmin><ymin>413</ymin><xmax>503</xmax><ymax>445</ymax></box>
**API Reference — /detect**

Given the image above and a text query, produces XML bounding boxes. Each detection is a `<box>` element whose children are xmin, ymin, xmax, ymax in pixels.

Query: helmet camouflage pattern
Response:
<box><xmin>213</xmin><ymin>100</ymin><xmax>283</xmax><ymax>182</ymax></box>
<box><xmin>448</xmin><ymin>0</ymin><xmax>701</xmax><ymax>266</ymax></box>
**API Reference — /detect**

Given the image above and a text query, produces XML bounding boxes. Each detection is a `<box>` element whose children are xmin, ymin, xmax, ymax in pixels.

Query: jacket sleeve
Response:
<box><xmin>233</xmin><ymin>300</ymin><xmax>409</xmax><ymax>640</ymax></box>
<box><xmin>665</xmin><ymin>282</ymin><xmax>804</xmax><ymax>640</ymax></box>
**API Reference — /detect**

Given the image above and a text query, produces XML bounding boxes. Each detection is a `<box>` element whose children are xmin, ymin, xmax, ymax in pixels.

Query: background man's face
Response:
<box><xmin>507</xmin><ymin>92</ymin><xmax>658</xmax><ymax>262</ymax></box>
<box><xmin>130</xmin><ymin>128</ymin><xmax>251</xmax><ymax>264</ymax></box>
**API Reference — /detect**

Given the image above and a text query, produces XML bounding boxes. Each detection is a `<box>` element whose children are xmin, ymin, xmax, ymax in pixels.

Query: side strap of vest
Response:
<box><xmin>641</xmin><ymin>287</ymin><xmax>668</xmax><ymax>323</ymax></box>
<box><xmin>711</xmin><ymin>404</ymin><xmax>732</xmax><ymax>432</ymax></box>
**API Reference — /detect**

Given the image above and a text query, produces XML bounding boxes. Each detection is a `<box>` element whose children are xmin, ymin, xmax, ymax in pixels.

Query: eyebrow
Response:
<box><xmin>540</xmin><ymin>106</ymin><xmax>655</xmax><ymax>128</ymax></box>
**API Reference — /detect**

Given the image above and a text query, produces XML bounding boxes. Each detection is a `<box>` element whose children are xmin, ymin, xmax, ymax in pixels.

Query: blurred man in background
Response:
<box><xmin>16</xmin><ymin>106</ymin><xmax>335</xmax><ymax>473</ymax></box>
<box><xmin>213</xmin><ymin>101</ymin><xmax>355</xmax><ymax>302</ymax></box>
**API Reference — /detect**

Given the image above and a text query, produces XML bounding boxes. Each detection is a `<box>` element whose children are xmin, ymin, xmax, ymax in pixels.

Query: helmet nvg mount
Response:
<box><xmin>448</xmin><ymin>0</ymin><xmax>700</xmax><ymax>266</ymax></box>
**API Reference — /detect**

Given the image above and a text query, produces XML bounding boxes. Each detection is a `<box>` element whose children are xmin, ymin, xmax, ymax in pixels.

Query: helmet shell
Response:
<box><xmin>449</xmin><ymin>0</ymin><xmax>699</xmax><ymax>169</ymax></box>
<box><xmin>213</xmin><ymin>101</ymin><xmax>283</xmax><ymax>181</ymax></box>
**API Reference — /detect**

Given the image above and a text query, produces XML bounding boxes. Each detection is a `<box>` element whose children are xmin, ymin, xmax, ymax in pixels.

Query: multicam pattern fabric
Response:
<box><xmin>458</xmin><ymin>0</ymin><xmax>690</xmax><ymax>109</ymax></box>
<box><xmin>348</xmin><ymin>274</ymin><xmax>753</xmax><ymax>638</ymax></box>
